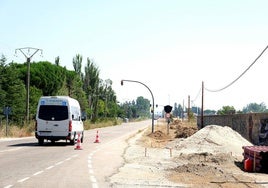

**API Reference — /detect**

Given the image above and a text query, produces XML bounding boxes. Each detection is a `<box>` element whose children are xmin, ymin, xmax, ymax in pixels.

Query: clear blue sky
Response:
<box><xmin>1</xmin><ymin>0</ymin><xmax>268</xmax><ymax>111</ymax></box>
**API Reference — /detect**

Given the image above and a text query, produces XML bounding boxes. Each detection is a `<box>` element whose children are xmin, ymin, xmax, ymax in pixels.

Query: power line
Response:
<box><xmin>192</xmin><ymin>86</ymin><xmax>202</xmax><ymax>102</ymax></box>
<box><xmin>205</xmin><ymin>45</ymin><xmax>268</xmax><ymax>92</ymax></box>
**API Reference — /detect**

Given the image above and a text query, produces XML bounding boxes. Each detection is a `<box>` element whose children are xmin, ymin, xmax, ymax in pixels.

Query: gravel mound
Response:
<box><xmin>168</xmin><ymin>125</ymin><xmax>253</xmax><ymax>157</ymax></box>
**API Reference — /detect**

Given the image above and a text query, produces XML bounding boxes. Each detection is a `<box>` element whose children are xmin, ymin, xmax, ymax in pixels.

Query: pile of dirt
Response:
<box><xmin>166</xmin><ymin>124</ymin><xmax>261</xmax><ymax>187</ymax></box>
<box><xmin>169</xmin><ymin>163</ymin><xmax>257</xmax><ymax>187</ymax></box>
<box><xmin>175</xmin><ymin>125</ymin><xmax>198</xmax><ymax>138</ymax></box>
<box><xmin>147</xmin><ymin>130</ymin><xmax>168</xmax><ymax>140</ymax></box>
<box><xmin>171</xmin><ymin>163</ymin><xmax>223</xmax><ymax>174</ymax></box>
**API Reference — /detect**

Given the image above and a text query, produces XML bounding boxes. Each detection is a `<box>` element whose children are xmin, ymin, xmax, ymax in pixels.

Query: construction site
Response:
<box><xmin>110</xmin><ymin>118</ymin><xmax>268</xmax><ymax>188</ymax></box>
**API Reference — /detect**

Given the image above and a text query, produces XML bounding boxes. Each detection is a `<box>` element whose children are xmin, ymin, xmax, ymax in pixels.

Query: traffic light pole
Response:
<box><xmin>121</xmin><ymin>79</ymin><xmax>155</xmax><ymax>133</ymax></box>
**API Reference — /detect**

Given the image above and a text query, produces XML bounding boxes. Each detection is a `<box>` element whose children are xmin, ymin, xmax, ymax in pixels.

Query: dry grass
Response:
<box><xmin>0</xmin><ymin>124</ymin><xmax>34</xmax><ymax>138</ymax></box>
<box><xmin>0</xmin><ymin>118</ymin><xmax>123</xmax><ymax>138</ymax></box>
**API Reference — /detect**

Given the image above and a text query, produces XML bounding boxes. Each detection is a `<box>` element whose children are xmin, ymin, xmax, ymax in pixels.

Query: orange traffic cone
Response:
<box><xmin>94</xmin><ymin>130</ymin><xmax>100</xmax><ymax>143</ymax></box>
<box><xmin>74</xmin><ymin>133</ymin><xmax>83</xmax><ymax>150</ymax></box>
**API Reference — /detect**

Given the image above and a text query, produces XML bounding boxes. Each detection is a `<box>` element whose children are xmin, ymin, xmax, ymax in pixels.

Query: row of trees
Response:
<box><xmin>0</xmin><ymin>54</ymin><xmax>150</xmax><ymax>126</ymax></box>
<box><xmin>171</xmin><ymin>101</ymin><xmax>268</xmax><ymax>118</ymax></box>
<box><xmin>120</xmin><ymin>96</ymin><xmax>150</xmax><ymax>119</ymax></box>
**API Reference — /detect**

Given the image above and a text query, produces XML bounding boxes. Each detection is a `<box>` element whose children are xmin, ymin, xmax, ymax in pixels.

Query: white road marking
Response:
<box><xmin>3</xmin><ymin>154</ymin><xmax>79</xmax><ymax>188</ymax></box>
<box><xmin>55</xmin><ymin>161</ymin><xmax>63</xmax><ymax>165</ymax></box>
<box><xmin>90</xmin><ymin>175</ymin><xmax>97</xmax><ymax>183</ymax></box>
<box><xmin>88</xmin><ymin>153</ymin><xmax>98</xmax><ymax>188</ymax></box>
<box><xmin>86</xmin><ymin>131</ymin><xmax>139</xmax><ymax>188</ymax></box>
<box><xmin>17</xmin><ymin>177</ymin><xmax>29</xmax><ymax>183</ymax></box>
<box><xmin>92</xmin><ymin>183</ymin><xmax>98</xmax><ymax>188</ymax></box>
<box><xmin>71</xmin><ymin>154</ymin><xmax>78</xmax><ymax>158</ymax></box>
<box><xmin>3</xmin><ymin>185</ymin><xmax>13</xmax><ymax>188</ymax></box>
<box><xmin>46</xmin><ymin>165</ymin><xmax>54</xmax><ymax>170</ymax></box>
<box><xmin>33</xmin><ymin>171</ymin><xmax>43</xmax><ymax>176</ymax></box>
<box><xmin>89</xmin><ymin>169</ymin><xmax>94</xmax><ymax>174</ymax></box>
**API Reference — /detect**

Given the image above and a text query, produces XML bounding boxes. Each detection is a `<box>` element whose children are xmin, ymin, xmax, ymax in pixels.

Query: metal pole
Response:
<box><xmin>182</xmin><ymin>99</ymin><xmax>184</xmax><ymax>121</ymax></box>
<box><xmin>121</xmin><ymin>79</ymin><xmax>155</xmax><ymax>133</ymax></box>
<box><xmin>188</xmin><ymin>95</ymin><xmax>190</xmax><ymax>122</ymax></box>
<box><xmin>201</xmin><ymin>81</ymin><xmax>204</xmax><ymax>128</ymax></box>
<box><xmin>26</xmin><ymin>57</ymin><xmax>30</xmax><ymax>125</ymax></box>
<box><xmin>15</xmin><ymin>47</ymin><xmax>43</xmax><ymax>125</ymax></box>
<box><xmin>6</xmin><ymin>112</ymin><xmax>8</xmax><ymax>137</ymax></box>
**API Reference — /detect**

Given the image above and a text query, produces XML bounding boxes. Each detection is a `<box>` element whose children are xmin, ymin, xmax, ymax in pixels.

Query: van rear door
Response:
<box><xmin>37</xmin><ymin>105</ymin><xmax>69</xmax><ymax>136</ymax></box>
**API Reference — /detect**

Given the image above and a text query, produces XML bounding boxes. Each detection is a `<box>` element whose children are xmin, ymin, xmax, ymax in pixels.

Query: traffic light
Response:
<box><xmin>121</xmin><ymin>80</ymin><xmax>124</xmax><ymax>86</ymax></box>
<box><xmin>164</xmin><ymin>105</ymin><xmax>172</xmax><ymax>113</ymax></box>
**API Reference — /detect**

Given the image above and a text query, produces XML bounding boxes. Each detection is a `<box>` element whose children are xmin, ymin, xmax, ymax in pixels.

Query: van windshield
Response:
<box><xmin>38</xmin><ymin>105</ymin><xmax>68</xmax><ymax>121</ymax></box>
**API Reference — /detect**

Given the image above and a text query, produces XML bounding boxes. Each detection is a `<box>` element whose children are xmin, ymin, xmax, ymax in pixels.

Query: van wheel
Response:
<box><xmin>38</xmin><ymin>138</ymin><xmax>44</xmax><ymax>145</ymax></box>
<box><xmin>70</xmin><ymin>139</ymin><xmax>75</xmax><ymax>145</ymax></box>
<box><xmin>81</xmin><ymin>132</ymin><xmax>84</xmax><ymax>143</ymax></box>
<box><xmin>81</xmin><ymin>133</ymin><xmax>84</xmax><ymax>143</ymax></box>
<box><xmin>70</xmin><ymin>133</ymin><xmax>76</xmax><ymax>145</ymax></box>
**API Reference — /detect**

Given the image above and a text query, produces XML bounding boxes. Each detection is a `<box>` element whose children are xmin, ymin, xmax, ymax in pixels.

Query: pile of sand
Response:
<box><xmin>168</xmin><ymin>125</ymin><xmax>253</xmax><ymax>156</ymax></box>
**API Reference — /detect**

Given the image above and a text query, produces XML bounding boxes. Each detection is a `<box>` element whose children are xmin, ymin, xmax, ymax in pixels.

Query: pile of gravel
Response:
<box><xmin>168</xmin><ymin>125</ymin><xmax>253</xmax><ymax>157</ymax></box>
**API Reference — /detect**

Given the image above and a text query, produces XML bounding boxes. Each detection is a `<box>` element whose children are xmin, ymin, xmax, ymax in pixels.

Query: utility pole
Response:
<box><xmin>188</xmin><ymin>95</ymin><xmax>190</xmax><ymax>122</ymax></box>
<box><xmin>201</xmin><ymin>81</ymin><xmax>204</xmax><ymax>128</ymax></box>
<box><xmin>15</xmin><ymin>47</ymin><xmax>43</xmax><ymax>125</ymax></box>
<box><xmin>182</xmin><ymin>99</ymin><xmax>184</xmax><ymax>121</ymax></box>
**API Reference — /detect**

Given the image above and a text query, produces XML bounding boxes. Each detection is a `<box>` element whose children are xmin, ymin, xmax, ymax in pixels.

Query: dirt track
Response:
<box><xmin>110</xmin><ymin>118</ymin><xmax>268</xmax><ymax>188</ymax></box>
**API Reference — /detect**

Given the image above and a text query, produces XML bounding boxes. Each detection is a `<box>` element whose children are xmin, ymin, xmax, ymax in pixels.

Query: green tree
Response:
<box><xmin>242</xmin><ymin>102</ymin><xmax>267</xmax><ymax>113</ymax></box>
<box><xmin>0</xmin><ymin>53</ymin><xmax>118</xmax><ymax>126</ymax></box>
<box><xmin>29</xmin><ymin>86</ymin><xmax>42</xmax><ymax>118</ymax></box>
<box><xmin>173</xmin><ymin>103</ymin><xmax>179</xmax><ymax>117</ymax></box>
<box><xmin>0</xmin><ymin>55</ymin><xmax>7</xmax><ymax>114</ymax></box>
<box><xmin>217</xmin><ymin>106</ymin><xmax>236</xmax><ymax>115</ymax></box>
<box><xmin>204</xmin><ymin>109</ymin><xmax>216</xmax><ymax>115</ymax></box>
<box><xmin>97</xmin><ymin>99</ymin><xmax>105</xmax><ymax>117</ymax></box>
<box><xmin>73</xmin><ymin>54</ymin><xmax>83</xmax><ymax>79</ymax></box>
<box><xmin>136</xmin><ymin>96</ymin><xmax>150</xmax><ymax>118</ymax></box>
<box><xmin>68</xmin><ymin>71</ymin><xmax>88</xmax><ymax>112</ymax></box>
<box><xmin>55</xmin><ymin>56</ymin><xmax>60</xmax><ymax>66</ymax></box>
<box><xmin>83</xmin><ymin>58</ymin><xmax>100</xmax><ymax>121</ymax></box>
<box><xmin>120</xmin><ymin>97</ymin><xmax>150</xmax><ymax>119</ymax></box>
<box><xmin>29</xmin><ymin>61</ymin><xmax>66</xmax><ymax>96</ymax></box>
<box><xmin>97</xmin><ymin>79</ymin><xmax>118</xmax><ymax>118</ymax></box>
<box><xmin>1</xmin><ymin>63</ymin><xmax>26</xmax><ymax>123</ymax></box>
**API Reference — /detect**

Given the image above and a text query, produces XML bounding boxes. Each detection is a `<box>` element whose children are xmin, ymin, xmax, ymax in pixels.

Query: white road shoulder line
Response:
<box><xmin>46</xmin><ymin>165</ymin><xmax>54</xmax><ymax>170</ymax></box>
<box><xmin>55</xmin><ymin>161</ymin><xmax>64</xmax><ymax>165</ymax></box>
<box><xmin>17</xmin><ymin>177</ymin><xmax>30</xmax><ymax>183</ymax></box>
<box><xmin>3</xmin><ymin>184</ymin><xmax>13</xmax><ymax>188</ymax></box>
<box><xmin>33</xmin><ymin>171</ymin><xmax>43</xmax><ymax>176</ymax></box>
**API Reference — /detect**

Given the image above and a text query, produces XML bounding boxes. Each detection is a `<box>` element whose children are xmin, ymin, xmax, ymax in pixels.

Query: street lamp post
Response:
<box><xmin>15</xmin><ymin>47</ymin><xmax>43</xmax><ymax>125</ymax></box>
<box><xmin>121</xmin><ymin>79</ymin><xmax>155</xmax><ymax>133</ymax></box>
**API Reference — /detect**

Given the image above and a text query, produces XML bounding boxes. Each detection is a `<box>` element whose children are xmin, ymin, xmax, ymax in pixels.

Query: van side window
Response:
<box><xmin>38</xmin><ymin>105</ymin><xmax>68</xmax><ymax>121</ymax></box>
<box><xmin>71</xmin><ymin>106</ymin><xmax>80</xmax><ymax>121</ymax></box>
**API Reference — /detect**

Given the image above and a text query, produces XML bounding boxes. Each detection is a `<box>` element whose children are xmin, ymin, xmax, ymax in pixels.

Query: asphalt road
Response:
<box><xmin>0</xmin><ymin>120</ymin><xmax>151</xmax><ymax>188</ymax></box>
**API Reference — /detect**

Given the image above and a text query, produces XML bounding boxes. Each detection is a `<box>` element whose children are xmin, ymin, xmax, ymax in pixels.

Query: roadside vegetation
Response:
<box><xmin>0</xmin><ymin>118</ymin><xmax>123</xmax><ymax>138</ymax></box>
<box><xmin>0</xmin><ymin>54</ymin><xmax>151</xmax><ymax>138</ymax></box>
<box><xmin>1</xmin><ymin>53</ymin><xmax>268</xmax><ymax>138</ymax></box>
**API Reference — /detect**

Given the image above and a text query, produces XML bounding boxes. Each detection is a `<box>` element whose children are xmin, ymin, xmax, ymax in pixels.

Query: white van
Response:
<box><xmin>35</xmin><ymin>96</ymin><xmax>85</xmax><ymax>145</ymax></box>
